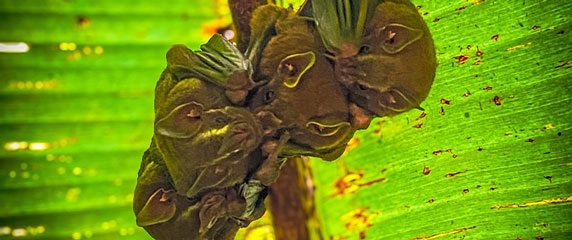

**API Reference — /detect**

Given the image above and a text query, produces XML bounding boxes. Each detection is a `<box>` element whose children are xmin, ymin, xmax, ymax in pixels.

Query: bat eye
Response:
<box><xmin>264</xmin><ymin>90</ymin><xmax>275</xmax><ymax>104</ymax></box>
<box><xmin>215</xmin><ymin>117</ymin><xmax>228</xmax><ymax>125</ymax></box>
<box><xmin>358</xmin><ymin>45</ymin><xmax>371</xmax><ymax>54</ymax></box>
<box><xmin>378</xmin><ymin>24</ymin><xmax>423</xmax><ymax>54</ymax></box>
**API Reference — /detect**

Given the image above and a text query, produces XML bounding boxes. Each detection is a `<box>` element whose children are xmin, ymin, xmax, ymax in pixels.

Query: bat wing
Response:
<box><xmin>194</xmin><ymin>34</ymin><xmax>252</xmax><ymax>85</ymax></box>
<box><xmin>166</xmin><ymin>34</ymin><xmax>255</xmax><ymax>104</ymax></box>
<box><xmin>308</xmin><ymin>0</ymin><xmax>381</xmax><ymax>53</ymax></box>
<box><xmin>245</xmin><ymin>5</ymin><xmax>290</xmax><ymax>74</ymax></box>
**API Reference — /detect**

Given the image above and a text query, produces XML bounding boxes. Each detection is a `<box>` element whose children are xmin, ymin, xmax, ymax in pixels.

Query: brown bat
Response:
<box><xmin>302</xmin><ymin>0</ymin><xmax>437</xmax><ymax>118</ymax></box>
<box><xmin>133</xmin><ymin>144</ymin><xmax>246</xmax><ymax>240</ymax></box>
<box><xmin>247</xmin><ymin>5</ymin><xmax>356</xmax><ymax>162</ymax></box>
<box><xmin>137</xmin><ymin>38</ymin><xmax>289</xmax><ymax>239</ymax></box>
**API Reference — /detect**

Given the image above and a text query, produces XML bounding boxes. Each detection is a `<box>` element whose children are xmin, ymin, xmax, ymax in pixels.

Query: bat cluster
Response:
<box><xmin>134</xmin><ymin>0</ymin><xmax>436</xmax><ymax>239</ymax></box>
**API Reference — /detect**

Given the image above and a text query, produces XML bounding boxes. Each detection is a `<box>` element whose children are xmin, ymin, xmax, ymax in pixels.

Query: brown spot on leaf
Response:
<box><xmin>433</xmin><ymin>149</ymin><xmax>457</xmax><ymax>158</ymax></box>
<box><xmin>471</xmin><ymin>0</ymin><xmax>485</xmax><ymax>5</ymax></box>
<box><xmin>476</xmin><ymin>185</ymin><xmax>482</xmax><ymax>188</ymax></box>
<box><xmin>440</xmin><ymin>106</ymin><xmax>445</xmax><ymax>115</ymax></box>
<box><xmin>76</xmin><ymin>16</ymin><xmax>91</xmax><ymax>28</ymax></box>
<box><xmin>492</xmin><ymin>95</ymin><xmax>502</xmax><ymax>105</ymax></box>
<box><xmin>477</xmin><ymin>147</ymin><xmax>483</xmax><ymax>151</ymax></box>
<box><xmin>453</xmin><ymin>54</ymin><xmax>470</xmax><ymax>64</ymax></box>
<box><xmin>473</xmin><ymin>59</ymin><xmax>483</xmax><ymax>65</ymax></box>
<box><xmin>491</xmin><ymin>34</ymin><xmax>499</xmax><ymax>41</ymax></box>
<box><xmin>329</xmin><ymin>235</ymin><xmax>349</xmax><ymax>240</ymax></box>
<box><xmin>433</xmin><ymin>18</ymin><xmax>440</xmax><ymax>22</ymax></box>
<box><xmin>475</xmin><ymin>46</ymin><xmax>484</xmax><ymax>57</ymax></box>
<box><xmin>330</xmin><ymin>170</ymin><xmax>386</xmax><ymax>198</ymax></box>
<box><xmin>416</xmin><ymin>112</ymin><xmax>427</xmax><ymax>120</ymax></box>
<box><xmin>440</xmin><ymin>98</ymin><xmax>451</xmax><ymax>104</ymax></box>
<box><xmin>463</xmin><ymin>90</ymin><xmax>471</xmax><ymax>97</ymax></box>
<box><xmin>544</xmin><ymin>176</ymin><xmax>552</xmax><ymax>183</ymax></box>
<box><xmin>423</xmin><ymin>12</ymin><xmax>429</xmax><ymax>16</ymax></box>
<box><xmin>413</xmin><ymin>123</ymin><xmax>424</xmax><ymax>128</ymax></box>
<box><xmin>467</xmin><ymin>45</ymin><xmax>472</xmax><ymax>50</ymax></box>
<box><xmin>446</xmin><ymin>170</ymin><xmax>468</xmax><ymax>177</ymax></box>
<box><xmin>492</xmin><ymin>195</ymin><xmax>572</xmax><ymax>210</ymax></box>
<box><xmin>412</xmin><ymin>226</ymin><xmax>476</xmax><ymax>240</ymax></box>
<box><xmin>507</xmin><ymin>42</ymin><xmax>532</xmax><ymax>51</ymax></box>
<box><xmin>490</xmin><ymin>187</ymin><xmax>497</xmax><ymax>191</ymax></box>
<box><xmin>372</xmin><ymin>119</ymin><xmax>386</xmax><ymax>137</ymax></box>
<box><xmin>416</xmin><ymin>5</ymin><xmax>423</xmax><ymax>9</ymax></box>
<box><xmin>542</xmin><ymin>124</ymin><xmax>555</xmax><ymax>131</ymax></box>
<box><xmin>557</xmin><ymin>30</ymin><xmax>564</xmax><ymax>34</ymax></box>
<box><xmin>483</xmin><ymin>86</ymin><xmax>493</xmax><ymax>91</ymax></box>
<box><xmin>463</xmin><ymin>189</ymin><xmax>470</xmax><ymax>194</ymax></box>
<box><xmin>526</xmin><ymin>138</ymin><xmax>534</xmax><ymax>142</ymax></box>
<box><xmin>427</xmin><ymin>199</ymin><xmax>435</xmax><ymax>204</ymax></box>
<box><xmin>342</xmin><ymin>207</ymin><xmax>378</xmax><ymax>238</ymax></box>
<box><xmin>452</xmin><ymin>154</ymin><xmax>458</xmax><ymax>158</ymax></box>
<box><xmin>532</xmin><ymin>25</ymin><xmax>540</xmax><ymax>30</ymax></box>
<box><xmin>423</xmin><ymin>166</ymin><xmax>431</xmax><ymax>175</ymax></box>
<box><xmin>330</xmin><ymin>171</ymin><xmax>363</xmax><ymax>198</ymax></box>
<box><xmin>456</xmin><ymin>5</ymin><xmax>467</xmax><ymax>11</ymax></box>
<box><xmin>359</xmin><ymin>177</ymin><xmax>387</xmax><ymax>187</ymax></box>
<box><xmin>345</xmin><ymin>137</ymin><xmax>361</xmax><ymax>154</ymax></box>
<box><xmin>555</xmin><ymin>60</ymin><xmax>570</xmax><ymax>68</ymax></box>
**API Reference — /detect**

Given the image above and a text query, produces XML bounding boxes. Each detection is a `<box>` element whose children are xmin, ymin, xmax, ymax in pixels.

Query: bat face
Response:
<box><xmin>153</xmin><ymin>78</ymin><xmax>264</xmax><ymax>197</ymax></box>
<box><xmin>340</xmin><ymin>1</ymin><xmax>437</xmax><ymax>117</ymax></box>
<box><xmin>250</xmin><ymin>20</ymin><xmax>354</xmax><ymax>160</ymax></box>
<box><xmin>252</xmin><ymin>51</ymin><xmax>353</xmax><ymax>158</ymax></box>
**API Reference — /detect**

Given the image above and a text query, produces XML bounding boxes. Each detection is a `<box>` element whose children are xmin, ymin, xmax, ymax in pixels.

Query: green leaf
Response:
<box><xmin>310</xmin><ymin>0</ymin><xmax>572</xmax><ymax>239</ymax></box>
<box><xmin>1</xmin><ymin>0</ymin><xmax>571</xmax><ymax>240</ymax></box>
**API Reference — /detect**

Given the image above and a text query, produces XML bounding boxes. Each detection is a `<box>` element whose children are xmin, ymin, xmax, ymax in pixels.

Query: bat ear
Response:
<box><xmin>277</xmin><ymin>51</ymin><xmax>316</xmax><ymax>88</ymax></box>
<box><xmin>378</xmin><ymin>23</ymin><xmax>423</xmax><ymax>54</ymax></box>
<box><xmin>156</xmin><ymin>102</ymin><xmax>204</xmax><ymax>138</ymax></box>
<box><xmin>136</xmin><ymin>188</ymin><xmax>177</xmax><ymax>227</ymax></box>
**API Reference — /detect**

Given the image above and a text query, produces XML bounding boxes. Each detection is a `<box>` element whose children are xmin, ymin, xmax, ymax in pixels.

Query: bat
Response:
<box><xmin>302</xmin><ymin>0</ymin><xmax>437</xmax><ymax>118</ymax></box>
<box><xmin>247</xmin><ymin>5</ymin><xmax>356</xmax><ymax>161</ymax></box>
<box><xmin>133</xmin><ymin>144</ymin><xmax>244</xmax><ymax>240</ymax></box>
<box><xmin>138</xmin><ymin>36</ymin><xmax>287</xmax><ymax>239</ymax></box>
